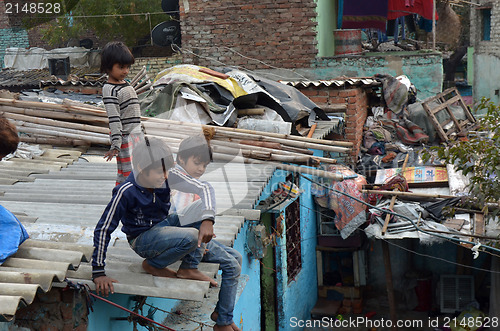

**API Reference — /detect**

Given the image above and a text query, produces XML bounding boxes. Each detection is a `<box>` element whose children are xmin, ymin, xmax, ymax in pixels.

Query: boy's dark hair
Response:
<box><xmin>0</xmin><ymin>117</ymin><xmax>19</xmax><ymax>158</ymax></box>
<box><xmin>132</xmin><ymin>136</ymin><xmax>174</xmax><ymax>175</ymax></box>
<box><xmin>177</xmin><ymin>135</ymin><xmax>213</xmax><ymax>164</ymax></box>
<box><xmin>100</xmin><ymin>41</ymin><xmax>135</xmax><ymax>74</ymax></box>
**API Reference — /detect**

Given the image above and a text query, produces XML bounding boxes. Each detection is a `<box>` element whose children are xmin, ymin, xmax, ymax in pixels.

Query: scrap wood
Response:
<box><xmin>382</xmin><ymin>153</ymin><xmax>409</xmax><ymax>235</ymax></box>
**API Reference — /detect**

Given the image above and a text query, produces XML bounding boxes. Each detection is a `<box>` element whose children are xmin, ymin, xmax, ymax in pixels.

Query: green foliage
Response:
<box><xmin>421</xmin><ymin>98</ymin><xmax>500</xmax><ymax>219</ymax></box>
<box><xmin>27</xmin><ymin>0</ymin><xmax>168</xmax><ymax>47</ymax></box>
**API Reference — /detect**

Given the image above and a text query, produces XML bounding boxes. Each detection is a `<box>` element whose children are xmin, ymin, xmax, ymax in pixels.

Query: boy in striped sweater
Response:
<box><xmin>100</xmin><ymin>41</ymin><xmax>141</xmax><ymax>185</ymax></box>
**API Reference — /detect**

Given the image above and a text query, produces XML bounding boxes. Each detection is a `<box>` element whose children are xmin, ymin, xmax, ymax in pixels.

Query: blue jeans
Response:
<box><xmin>202</xmin><ymin>239</ymin><xmax>242</xmax><ymax>326</ymax></box>
<box><xmin>129</xmin><ymin>214</ymin><xmax>242</xmax><ymax>326</ymax></box>
<box><xmin>129</xmin><ymin>214</ymin><xmax>200</xmax><ymax>269</ymax></box>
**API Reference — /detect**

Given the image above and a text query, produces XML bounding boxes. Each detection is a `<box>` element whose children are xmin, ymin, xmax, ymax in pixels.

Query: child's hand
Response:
<box><xmin>93</xmin><ymin>275</ymin><xmax>119</xmax><ymax>296</ymax></box>
<box><xmin>104</xmin><ymin>149</ymin><xmax>119</xmax><ymax>161</ymax></box>
<box><xmin>198</xmin><ymin>220</ymin><xmax>216</xmax><ymax>247</ymax></box>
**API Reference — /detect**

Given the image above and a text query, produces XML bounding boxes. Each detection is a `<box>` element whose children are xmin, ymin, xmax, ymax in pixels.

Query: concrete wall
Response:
<box><xmin>470</xmin><ymin>0</ymin><xmax>500</xmax><ymax>107</ymax></box>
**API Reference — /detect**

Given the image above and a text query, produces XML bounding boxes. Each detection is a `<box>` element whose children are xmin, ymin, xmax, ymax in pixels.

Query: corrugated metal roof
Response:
<box><xmin>280</xmin><ymin>77</ymin><xmax>381</xmax><ymax>88</ymax></box>
<box><xmin>0</xmin><ymin>146</ymin><xmax>272</xmax><ymax>319</ymax></box>
<box><xmin>0</xmin><ymin>67</ymin><xmax>103</xmax><ymax>88</ymax></box>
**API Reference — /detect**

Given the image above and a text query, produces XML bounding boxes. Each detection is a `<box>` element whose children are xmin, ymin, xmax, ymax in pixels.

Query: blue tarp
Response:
<box><xmin>0</xmin><ymin>205</ymin><xmax>29</xmax><ymax>264</ymax></box>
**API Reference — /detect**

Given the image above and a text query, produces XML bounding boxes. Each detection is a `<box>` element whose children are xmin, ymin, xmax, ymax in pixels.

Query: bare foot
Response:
<box><xmin>142</xmin><ymin>260</ymin><xmax>177</xmax><ymax>278</ymax></box>
<box><xmin>213</xmin><ymin>323</ymin><xmax>240</xmax><ymax>331</ymax></box>
<box><xmin>211</xmin><ymin>314</ymin><xmax>240</xmax><ymax>331</ymax></box>
<box><xmin>177</xmin><ymin>268</ymin><xmax>218</xmax><ymax>287</ymax></box>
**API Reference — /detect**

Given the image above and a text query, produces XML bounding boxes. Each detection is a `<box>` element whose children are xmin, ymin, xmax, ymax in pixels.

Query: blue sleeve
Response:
<box><xmin>91</xmin><ymin>183</ymin><xmax>130</xmax><ymax>279</ymax></box>
<box><xmin>168</xmin><ymin>168</ymin><xmax>216</xmax><ymax>222</ymax></box>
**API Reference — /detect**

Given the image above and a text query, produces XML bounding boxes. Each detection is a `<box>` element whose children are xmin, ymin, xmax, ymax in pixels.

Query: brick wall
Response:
<box><xmin>178</xmin><ymin>0</ymin><xmax>318</xmax><ymax>70</ymax></box>
<box><xmin>471</xmin><ymin>0</ymin><xmax>500</xmax><ymax>53</ymax></box>
<box><xmin>300</xmin><ymin>86</ymin><xmax>369</xmax><ymax>163</ymax></box>
<box><xmin>129</xmin><ymin>54</ymin><xmax>183</xmax><ymax>81</ymax></box>
<box><xmin>14</xmin><ymin>288</ymin><xmax>88</xmax><ymax>331</ymax></box>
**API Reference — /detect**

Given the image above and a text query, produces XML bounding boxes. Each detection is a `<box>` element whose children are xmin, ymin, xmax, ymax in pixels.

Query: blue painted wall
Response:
<box><xmin>87</xmin><ymin>293</ymin><xmax>178</xmax><ymax>331</ymax></box>
<box><xmin>259</xmin><ymin>168</ymin><xmax>318</xmax><ymax>330</ymax></box>
<box><xmin>312</xmin><ymin>52</ymin><xmax>443</xmax><ymax>100</ymax></box>
<box><xmin>472</xmin><ymin>53</ymin><xmax>500</xmax><ymax>113</ymax></box>
<box><xmin>232</xmin><ymin>220</ymin><xmax>262</xmax><ymax>330</ymax></box>
<box><xmin>0</xmin><ymin>27</ymin><xmax>29</xmax><ymax>68</ymax></box>
<box><xmin>277</xmin><ymin>174</ymin><xmax>318</xmax><ymax>330</ymax></box>
<box><xmin>258</xmin><ymin>51</ymin><xmax>443</xmax><ymax>100</ymax></box>
<box><xmin>87</xmin><ymin>220</ymin><xmax>262</xmax><ymax>331</ymax></box>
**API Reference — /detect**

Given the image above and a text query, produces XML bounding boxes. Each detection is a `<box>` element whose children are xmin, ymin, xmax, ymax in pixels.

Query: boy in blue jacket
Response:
<box><xmin>92</xmin><ymin>136</ymin><xmax>215</xmax><ymax>291</ymax></box>
<box><xmin>92</xmin><ymin>135</ymin><xmax>241</xmax><ymax>331</ymax></box>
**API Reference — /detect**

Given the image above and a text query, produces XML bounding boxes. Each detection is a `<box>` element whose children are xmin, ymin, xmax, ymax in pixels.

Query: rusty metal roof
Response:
<box><xmin>0</xmin><ymin>67</ymin><xmax>103</xmax><ymax>88</ymax></box>
<box><xmin>280</xmin><ymin>77</ymin><xmax>381</xmax><ymax>88</ymax></box>
<box><xmin>0</xmin><ymin>146</ymin><xmax>269</xmax><ymax>320</ymax></box>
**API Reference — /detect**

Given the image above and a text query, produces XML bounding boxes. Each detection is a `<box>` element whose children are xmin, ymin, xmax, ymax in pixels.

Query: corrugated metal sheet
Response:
<box><xmin>280</xmin><ymin>77</ymin><xmax>381</xmax><ymax>88</ymax></box>
<box><xmin>0</xmin><ymin>67</ymin><xmax>103</xmax><ymax>88</ymax></box>
<box><xmin>0</xmin><ymin>147</ymin><xmax>272</xmax><ymax>319</ymax></box>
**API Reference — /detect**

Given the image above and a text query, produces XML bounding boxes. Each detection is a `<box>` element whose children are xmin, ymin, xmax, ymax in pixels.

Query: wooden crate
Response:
<box><xmin>421</xmin><ymin>87</ymin><xmax>476</xmax><ymax>142</ymax></box>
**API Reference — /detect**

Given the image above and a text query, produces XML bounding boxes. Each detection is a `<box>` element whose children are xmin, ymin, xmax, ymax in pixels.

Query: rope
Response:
<box><xmin>64</xmin><ymin>280</ymin><xmax>176</xmax><ymax>331</ymax></box>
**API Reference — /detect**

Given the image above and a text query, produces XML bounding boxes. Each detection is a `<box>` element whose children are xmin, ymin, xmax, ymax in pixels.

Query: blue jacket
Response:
<box><xmin>92</xmin><ymin>172</ymin><xmax>171</xmax><ymax>278</ymax></box>
<box><xmin>92</xmin><ymin>167</ymin><xmax>217</xmax><ymax>279</ymax></box>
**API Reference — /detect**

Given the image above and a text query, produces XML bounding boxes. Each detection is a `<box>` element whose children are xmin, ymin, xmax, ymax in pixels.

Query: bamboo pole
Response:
<box><xmin>13</xmin><ymin>120</ymin><xmax>108</xmax><ymax>139</ymax></box>
<box><xmin>142</xmin><ymin>121</ymin><xmax>350</xmax><ymax>154</ymax></box>
<box><xmin>15</xmin><ymin>126</ymin><xmax>110</xmax><ymax>145</ymax></box>
<box><xmin>0</xmin><ymin>98</ymin><xmax>107</xmax><ymax>116</ymax></box>
<box><xmin>0</xmin><ymin>105</ymin><xmax>109</xmax><ymax>125</ymax></box>
<box><xmin>142</xmin><ymin>126</ymin><xmax>337</xmax><ymax>164</ymax></box>
<box><xmin>214</xmin><ymin>129</ymin><xmax>349</xmax><ymax>154</ymax></box>
<box><xmin>143</xmin><ymin>117</ymin><xmax>353</xmax><ymax>148</ymax></box>
<box><xmin>130</xmin><ymin>66</ymin><xmax>147</xmax><ymax>86</ymax></box>
<box><xmin>19</xmin><ymin>136</ymin><xmax>90</xmax><ymax>146</ymax></box>
<box><xmin>362</xmin><ymin>189</ymin><xmax>455</xmax><ymax>200</ymax></box>
<box><xmin>1</xmin><ymin>111</ymin><xmax>109</xmax><ymax>134</ymax></box>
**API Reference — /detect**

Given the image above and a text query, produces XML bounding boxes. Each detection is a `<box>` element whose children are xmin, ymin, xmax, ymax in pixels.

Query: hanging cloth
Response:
<box><xmin>342</xmin><ymin>0</ymin><xmax>389</xmax><ymax>32</ymax></box>
<box><xmin>388</xmin><ymin>0</ymin><xmax>438</xmax><ymax>21</ymax></box>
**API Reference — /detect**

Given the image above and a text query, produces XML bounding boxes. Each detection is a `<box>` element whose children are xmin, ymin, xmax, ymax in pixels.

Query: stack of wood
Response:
<box><xmin>0</xmin><ymin>97</ymin><xmax>353</xmax><ymax>180</ymax></box>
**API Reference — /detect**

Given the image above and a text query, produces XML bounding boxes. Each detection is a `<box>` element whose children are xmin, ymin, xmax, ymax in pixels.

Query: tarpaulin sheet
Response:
<box><xmin>154</xmin><ymin>64</ymin><xmax>247</xmax><ymax>98</ymax></box>
<box><xmin>0</xmin><ymin>205</ymin><xmax>29</xmax><ymax>265</ymax></box>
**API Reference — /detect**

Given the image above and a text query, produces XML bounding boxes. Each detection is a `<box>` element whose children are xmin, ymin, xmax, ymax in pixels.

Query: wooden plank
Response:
<box><xmin>474</xmin><ymin>213</ymin><xmax>485</xmax><ymax>236</ymax></box>
<box><xmin>382</xmin><ymin>241</ymin><xmax>398</xmax><ymax>330</ymax></box>
<box><xmin>422</xmin><ymin>102</ymin><xmax>448</xmax><ymax>141</ymax></box>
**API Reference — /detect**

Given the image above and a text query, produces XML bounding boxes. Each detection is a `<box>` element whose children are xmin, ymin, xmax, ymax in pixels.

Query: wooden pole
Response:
<box><xmin>382</xmin><ymin>154</ymin><xmax>410</xmax><ymax>235</ymax></box>
<box><xmin>382</xmin><ymin>240</ymin><xmax>398</xmax><ymax>331</ymax></box>
<box><xmin>0</xmin><ymin>105</ymin><xmax>109</xmax><ymax>124</ymax></box>
<box><xmin>1</xmin><ymin>111</ymin><xmax>109</xmax><ymax>134</ymax></box>
<box><xmin>362</xmin><ymin>189</ymin><xmax>455</xmax><ymax>200</ymax></box>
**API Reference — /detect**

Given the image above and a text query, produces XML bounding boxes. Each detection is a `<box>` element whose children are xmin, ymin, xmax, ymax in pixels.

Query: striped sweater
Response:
<box><xmin>102</xmin><ymin>82</ymin><xmax>141</xmax><ymax>150</ymax></box>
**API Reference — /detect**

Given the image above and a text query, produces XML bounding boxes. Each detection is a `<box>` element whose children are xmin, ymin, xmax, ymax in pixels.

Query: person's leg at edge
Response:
<box><xmin>130</xmin><ymin>215</ymin><xmax>199</xmax><ymax>278</ymax></box>
<box><xmin>202</xmin><ymin>240</ymin><xmax>241</xmax><ymax>331</ymax></box>
<box><xmin>174</xmin><ymin>203</ymin><xmax>219</xmax><ymax>286</ymax></box>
